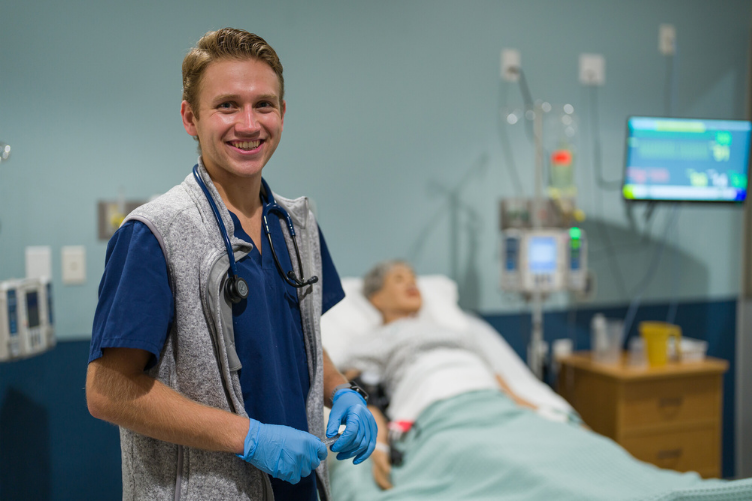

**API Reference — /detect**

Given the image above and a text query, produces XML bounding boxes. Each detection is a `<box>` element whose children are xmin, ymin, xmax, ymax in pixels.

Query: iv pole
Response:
<box><xmin>528</xmin><ymin>104</ymin><xmax>547</xmax><ymax>379</ymax></box>
<box><xmin>515</xmin><ymin>68</ymin><xmax>547</xmax><ymax>379</ymax></box>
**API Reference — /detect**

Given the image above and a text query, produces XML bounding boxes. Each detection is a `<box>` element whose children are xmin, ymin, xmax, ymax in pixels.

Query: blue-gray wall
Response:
<box><xmin>0</xmin><ymin>0</ymin><xmax>749</xmax><ymax>339</ymax></box>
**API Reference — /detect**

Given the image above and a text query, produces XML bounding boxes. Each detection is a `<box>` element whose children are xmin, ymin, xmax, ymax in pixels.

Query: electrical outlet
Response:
<box><xmin>579</xmin><ymin>53</ymin><xmax>605</xmax><ymax>86</ymax></box>
<box><xmin>25</xmin><ymin>246</ymin><xmax>52</xmax><ymax>280</ymax></box>
<box><xmin>659</xmin><ymin>24</ymin><xmax>676</xmax><ymax>55</ymax></box>
<box><xmin>62</xmin><ymin>246</ymin><xmax>86</xmax><ymax>285</ymax></box>
<box><xmin>501</xmin><ymin>48</ymin><xmax>521</xmax><ymax>82</ymax></box>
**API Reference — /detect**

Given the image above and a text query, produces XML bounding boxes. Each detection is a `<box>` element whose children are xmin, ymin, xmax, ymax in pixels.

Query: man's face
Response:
<box><xmin>369</xmin><ymin>264</ymin><xmax>423</xmax><ymax>319</ymax></box>
<box><xmin>181</xmin><ymin>58</ymin><xmax>285</xmax><ymax>182</ymax></box>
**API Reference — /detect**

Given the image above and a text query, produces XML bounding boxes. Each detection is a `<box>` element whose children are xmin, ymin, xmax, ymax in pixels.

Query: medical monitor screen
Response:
<box><xmin>26</xmin><ymin>291</ymin><xmax>40</xmax><ymax>329</ymax></box>
<box><xmin>623</xmin><ymin>117</ymin><xmax>752</xmax><ymax>203</ymax></box>
<box><xmin>528</xmin><ymin>236</ymin><xmax>557</xmax><ymax>273</ymax></box>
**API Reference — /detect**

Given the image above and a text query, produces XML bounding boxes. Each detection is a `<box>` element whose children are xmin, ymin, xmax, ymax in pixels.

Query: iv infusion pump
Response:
<box><xmin>500</xmin><ymin>228</ymin><xmax>588</xmax><ymax>294</ymax></box>
<box><xmin>0</xmin><ymin>277</ymin><xmax>56</xmax><ymax>361</ymax></box>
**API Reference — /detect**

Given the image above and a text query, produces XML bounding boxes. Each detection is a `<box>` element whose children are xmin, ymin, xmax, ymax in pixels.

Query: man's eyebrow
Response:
<box><xmin>211</xmin><ymin>94</ymin><xmax>240</xmax><ymax>103</ymax></box>
<box><xmin>255</xmin><ymin>94</ymin><xmax>280</xmax><ymax>103</ymax></box>
<box><xmin>211</xmin><ymin>94</ymin><xmax>280</xmax><ymax>104</ymax></box>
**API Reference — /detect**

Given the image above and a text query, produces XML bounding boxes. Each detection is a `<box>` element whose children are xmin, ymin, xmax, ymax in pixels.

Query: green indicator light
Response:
<box><xmin>570</xmin><ymin>227</ymin><xmax>581</xmax><ymax>240</ymax></box>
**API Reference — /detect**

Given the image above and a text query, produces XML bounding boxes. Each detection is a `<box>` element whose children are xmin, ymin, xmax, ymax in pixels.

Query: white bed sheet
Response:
<box><xmin>321</xmin><ymin>275</ymin><xmax>573</xmax><ymax>420</ymax></box>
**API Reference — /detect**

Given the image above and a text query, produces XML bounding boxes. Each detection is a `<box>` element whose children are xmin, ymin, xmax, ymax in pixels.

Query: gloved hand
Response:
<box><xmin>237</xmin><ymin>419</ymin><xmax>328</xmax><ymax>484</ymax></box>
<box><xmin>326</xmin><ymin>389</ymin><xmax>378</xmax><ymax>464</ymax></box>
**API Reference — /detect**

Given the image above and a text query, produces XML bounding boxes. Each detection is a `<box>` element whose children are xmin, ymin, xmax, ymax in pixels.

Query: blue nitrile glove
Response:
<box><xmin>237</xmin><ymin>419</ymin><xmax>328</xmax><ymax>484</ymax></box>
<box><xmin>326</xmin><ymin>389</ymin><xmax>378</xmax><ymax>464</ymax></box>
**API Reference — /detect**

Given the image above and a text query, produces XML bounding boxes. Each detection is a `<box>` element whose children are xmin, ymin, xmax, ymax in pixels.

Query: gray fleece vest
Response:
<box><xmin>120</xmin><ymin>160</ymin><xmax>329</xmax><ymax>501</ymax></box>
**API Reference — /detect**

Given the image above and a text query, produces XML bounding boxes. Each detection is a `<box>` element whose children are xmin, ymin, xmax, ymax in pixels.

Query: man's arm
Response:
<box><xmin>322</xmin><ymin>348</ymin><xmax>348</xmax><ymax>408</ymax></box>
<box><xmin>86</xmin><ymin>347</ymin><xmax>248</xmax><ymax>454</ymax></box>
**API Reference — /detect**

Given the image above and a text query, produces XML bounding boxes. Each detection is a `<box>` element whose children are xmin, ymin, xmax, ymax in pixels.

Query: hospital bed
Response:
<box><xmin>321</xmin><ymin>275</ymin><xmax>752</xmax><ymax>501</ymax></box>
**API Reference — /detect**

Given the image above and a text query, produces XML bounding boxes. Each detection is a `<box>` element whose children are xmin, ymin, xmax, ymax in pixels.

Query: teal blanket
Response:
<box><xmin>330</xmin><ymin>390</ymin><xmax>752</xmax><ymax>501</ymax></box>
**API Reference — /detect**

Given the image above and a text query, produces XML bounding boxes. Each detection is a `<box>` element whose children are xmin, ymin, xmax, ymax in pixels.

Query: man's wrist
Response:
<box><xmin>331</xmin><ymin>381</ymin><xmax>369</xmax><ymax>404</ymax></box>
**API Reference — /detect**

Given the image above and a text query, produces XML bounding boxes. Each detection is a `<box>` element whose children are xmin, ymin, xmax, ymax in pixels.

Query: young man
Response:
<box><xmin>86</xmin><ymin>28</ymin><xmax>376</xmax><ymax>501</ymax></box>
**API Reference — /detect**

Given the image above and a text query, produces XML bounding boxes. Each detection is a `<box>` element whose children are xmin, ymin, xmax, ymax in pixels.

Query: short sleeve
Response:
<box><xmin>318</xmin><ymin>225</ymin><xmax>345</xmax><ymax>315</ymax></box>
<box><xmin>88</xmin><ymin>221</ymin><xmax>174</xmax><ymax>369</ymax></box>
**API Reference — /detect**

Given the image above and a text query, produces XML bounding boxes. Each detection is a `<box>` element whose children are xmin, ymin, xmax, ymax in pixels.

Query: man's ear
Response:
<box><xmin>181</xmin><ymin>100</ymin><xmax>198</xmax><ymax>137</ymax></box>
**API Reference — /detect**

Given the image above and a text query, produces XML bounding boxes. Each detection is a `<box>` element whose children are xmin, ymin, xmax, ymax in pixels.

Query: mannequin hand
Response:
<box><xmin>372</xmin><ymin>446</ymin><xmax>393</xmax><ymax>490</ymax></box>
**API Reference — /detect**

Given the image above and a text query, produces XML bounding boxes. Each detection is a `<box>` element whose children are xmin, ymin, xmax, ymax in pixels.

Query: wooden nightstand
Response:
<box><xmin>557</xmin><ymin>352</ymin><xmax>728</xmax><ymax>478</ymax></box>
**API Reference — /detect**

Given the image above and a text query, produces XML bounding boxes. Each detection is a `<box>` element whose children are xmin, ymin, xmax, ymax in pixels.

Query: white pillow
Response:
<box><xmin>321</xmin><ymin>275</ymin><xmax>468</xmax><ymax>368</ymax></box>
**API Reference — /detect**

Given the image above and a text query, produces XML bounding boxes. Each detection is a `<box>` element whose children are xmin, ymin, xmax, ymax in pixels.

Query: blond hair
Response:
<box><xmin>182</xmin><ymin>28</ymin><xmax>284</xmax><ymax>118</ymax></box>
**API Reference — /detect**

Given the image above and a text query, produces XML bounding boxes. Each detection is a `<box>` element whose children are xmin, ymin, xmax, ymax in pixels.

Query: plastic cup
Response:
<box><xmin>639</xmin><ymin>321</ymin><xmax>681</xmax><ymax>367</ymax></box>
<box><xmin>592</xmin><ymin>315</ymin><xmax>624</xmax><ymax>365</ymax></box>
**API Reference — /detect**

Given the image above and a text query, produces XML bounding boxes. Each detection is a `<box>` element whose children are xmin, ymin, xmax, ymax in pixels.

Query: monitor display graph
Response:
<box><xmin>623</xmin><ymin>117</ymin><xmax>752</xmax><ymax>203</ymax></box>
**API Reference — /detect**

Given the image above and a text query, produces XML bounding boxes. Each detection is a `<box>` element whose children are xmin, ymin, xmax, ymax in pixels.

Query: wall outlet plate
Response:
<box><xmin>579</xmin><ymin>53</ymin><xmax>605</xmax><ymax>86</ymax></box>
<box><xmin>25</xmin><ymin>246</ymin><xmax>52</xmax><ymax>280</ymax></box>
<box><xmin>62</xmin><ymin>246</ymin><xmax>86</xmax><ymax>285</ymax></box>
<box><xmin>659</xmin><ymin>24</ymin><xmax>676</xmax><ymax>55</ymax></box>
<box><xmin>501</xmin><ymin>48</ymin><xmax>521</xmax><ymax>82</ymax></box>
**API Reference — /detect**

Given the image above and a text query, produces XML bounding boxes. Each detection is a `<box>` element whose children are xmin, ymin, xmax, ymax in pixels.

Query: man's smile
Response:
<box><xmin>228</xmin><ymin>139</ymin><xmax>262</xmax><ymax>152</ymax></box>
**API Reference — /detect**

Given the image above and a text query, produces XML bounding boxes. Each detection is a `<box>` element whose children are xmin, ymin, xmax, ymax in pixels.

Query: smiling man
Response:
<box><xmin>85</xmin><ymin>28</ymin><xmax>376</xmax><ymax>501</ymax></box>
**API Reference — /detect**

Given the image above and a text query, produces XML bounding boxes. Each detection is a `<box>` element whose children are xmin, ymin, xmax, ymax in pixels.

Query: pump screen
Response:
<box><xmin>528</xmin><ymin>237</ymin><xmax>557</xmax><ymax>273</ymax></box>
<box><xmin>26</xmin><ymin>291</ymin><xmax>40</xmax><ymax>329</ymax></box>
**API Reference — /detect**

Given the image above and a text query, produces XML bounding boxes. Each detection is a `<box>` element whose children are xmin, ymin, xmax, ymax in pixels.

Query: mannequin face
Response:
<box><xmin>369</xmin><ymin>264</ymin><xmax>422</xmax><ymax>324</ymax></box>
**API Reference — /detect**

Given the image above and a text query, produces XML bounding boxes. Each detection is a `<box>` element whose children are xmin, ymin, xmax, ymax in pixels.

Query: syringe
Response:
<box><xmin>323</xmin><ymin>433</ymin><xmax>342</xmax><ymax>447</ymax></box>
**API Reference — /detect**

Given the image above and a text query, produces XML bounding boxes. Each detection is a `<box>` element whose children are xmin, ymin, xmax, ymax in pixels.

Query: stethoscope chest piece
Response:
<box><xmin>226</xmin><ymin>275</ymin><xmax>249</xmax><ymax>304</ymax></box>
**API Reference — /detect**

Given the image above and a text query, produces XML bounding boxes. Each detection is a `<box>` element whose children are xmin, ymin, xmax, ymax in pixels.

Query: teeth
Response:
<box><xmin>232</xmin><ymin>140</ymin><xmax>260</xmax><ymax>150</ymax></box>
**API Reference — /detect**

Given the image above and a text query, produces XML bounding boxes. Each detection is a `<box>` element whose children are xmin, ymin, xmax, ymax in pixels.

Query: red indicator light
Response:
<box><xmin>551</xmin><ymin>149</ymin><xmax>572</xmax><ymax>166</ymax></box>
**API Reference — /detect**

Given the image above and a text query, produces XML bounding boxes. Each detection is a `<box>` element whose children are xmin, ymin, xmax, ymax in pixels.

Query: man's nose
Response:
<box><xmin>236</xmin><ymin>106</ymin><xmax>260</xmax><ymax>133</ymax></box>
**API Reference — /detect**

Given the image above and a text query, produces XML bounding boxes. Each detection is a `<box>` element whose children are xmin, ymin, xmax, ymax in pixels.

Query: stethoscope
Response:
<box><xmin>192</xmin><ymin>164</ymin><xmax>318</xmax><ymax>304</ymax></box>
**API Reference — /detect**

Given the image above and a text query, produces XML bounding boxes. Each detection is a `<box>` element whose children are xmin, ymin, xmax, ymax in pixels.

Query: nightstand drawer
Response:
<box><xmin>620</xmin><ymin>426</ymin><xmax>720</xmax><ymax>477</ymax></box>
<box><xmin>620</xmin><ymin>375</ymin><xmax>720</xmax><ymax>429</ymax></box>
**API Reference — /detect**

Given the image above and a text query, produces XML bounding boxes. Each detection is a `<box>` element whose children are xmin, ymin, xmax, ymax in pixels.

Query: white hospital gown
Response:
<box><xmin>342</xmin><ymin>318</ymin><xmax>499</xmax><ymax>422</ymax></box>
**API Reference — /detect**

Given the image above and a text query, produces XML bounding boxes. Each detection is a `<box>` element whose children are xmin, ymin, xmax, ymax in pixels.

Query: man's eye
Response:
<box><xmin>218</xmin><ymin>102</ymin><xmax>234</xmax><ymax>109</ymax></box>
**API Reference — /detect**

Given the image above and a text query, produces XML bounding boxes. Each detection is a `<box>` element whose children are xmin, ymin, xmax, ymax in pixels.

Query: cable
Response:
<box><xmin>664</xmin><ymin>49</ymin><xmax>679</xmax><ymax>118</ymax></box>
<box><xmin>622</xmin><ymin>204</ymin><xmax>679</xmax><ymax>339</ymax></box>
<box><xmin>592</xmin><ymin>191</ymin><xmax>629</xmax><ymax>298</ymax></box>
<box><xmin>588</xmin><ymin>86</ymin><xmax>622</xmax><ymax>190</ymax></box>
<box><xmin>662</xmin><ymin>51</ymin><xmax>681</xmax><ymax>324</ymax></box>
<box><xmin>665</xmin><ymin>208</ymin><xmax>681</xmax><ymax>324</ymax></box>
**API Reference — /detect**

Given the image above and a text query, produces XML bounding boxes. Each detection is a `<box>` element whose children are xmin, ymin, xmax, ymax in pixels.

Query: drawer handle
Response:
<box><xmin>656</xmin><ymin>448</ymin><xmax>683</xmax><ymax>460</ymax></box>
<box><xmin>659</xmin><ymin>397</ymin><xmax>684</xmax><ymax>408</ymax></box>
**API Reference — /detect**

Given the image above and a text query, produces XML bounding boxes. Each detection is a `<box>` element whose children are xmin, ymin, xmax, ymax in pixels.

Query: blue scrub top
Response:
<box><xmin>90</xmin><ymin>200</ymin><xmax>344</xmax><ymax>501</ymax></box>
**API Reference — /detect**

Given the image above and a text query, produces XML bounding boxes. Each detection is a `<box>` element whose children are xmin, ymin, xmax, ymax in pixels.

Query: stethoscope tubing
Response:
<box><xmin>192</xmin><ymin>164</ymin><xmax>317</xmax><ymax>299</ymax></box>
